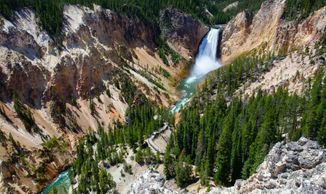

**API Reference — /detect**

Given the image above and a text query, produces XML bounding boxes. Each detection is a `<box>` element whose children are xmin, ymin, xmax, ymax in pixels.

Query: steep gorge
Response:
<box><xmin>158</xmin><ymin>1</ymin><xmax>326</xmax><ymax>193</ymax></box>
<box><xmin>0</xmin><ymin>0</ymin><xmax>325</xmax><ymax>193</ymax></box>
<box><xmin>0</xmin><ymin>5</ymin><xmax>208</xmax><ymax>193</ymax></box>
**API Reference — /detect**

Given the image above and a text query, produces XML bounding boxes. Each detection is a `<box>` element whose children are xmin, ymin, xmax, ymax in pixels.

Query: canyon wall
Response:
<box><xmin>0</xmin><ymin>5</ymin><xmax>207</xmax><ymax>193</ymax></box>
<box><xmin>221</xmin><ymin>0</ymin><xmax>326</xmax><ymax>64</ymax></box>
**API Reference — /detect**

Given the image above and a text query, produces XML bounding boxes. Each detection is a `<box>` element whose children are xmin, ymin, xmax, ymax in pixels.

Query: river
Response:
<box><xmin>42</xmin><ymin>27</ymin><xmax>221</xmax><ymax>194</ymax></box>
<box><xmin>42</xmin><ymin>171</ymin><xmax>70</xmax><ymax>194</ymax></box>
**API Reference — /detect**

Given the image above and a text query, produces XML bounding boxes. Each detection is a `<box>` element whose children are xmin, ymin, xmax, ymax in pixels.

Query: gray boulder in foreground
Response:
<box><xmin>209</xmin><ymin>137</ymin><xmax>326</xmax><ymax>194</ymax></box>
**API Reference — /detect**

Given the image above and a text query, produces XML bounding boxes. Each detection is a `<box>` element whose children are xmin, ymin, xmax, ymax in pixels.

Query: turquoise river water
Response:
<box><xmin>42</xmin><ymin>28</ymin><xmax>221</xmax><ymax>194</ymax></box>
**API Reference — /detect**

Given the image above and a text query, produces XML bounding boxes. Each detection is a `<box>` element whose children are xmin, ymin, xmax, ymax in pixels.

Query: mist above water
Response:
<box><xmin>190</xmin><ymin>28</ymin><xmax>221</xmax><ymax>78</ymax></box>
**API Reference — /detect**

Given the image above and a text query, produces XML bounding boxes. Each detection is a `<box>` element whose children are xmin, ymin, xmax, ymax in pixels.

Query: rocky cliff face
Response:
<box><xmin>234</xmin><ymin>44</ymin><xmax>325</xmax><ymax>98</ymax></box>
<box><xmin>221</xmin><ymin>0</ymin><xmax>326</xmax><ymax>64</ymax></box>
<box><xmin>209</xmin><ymin>137</ymin><xmax>326</xmax><ymax>194</ymax></box>
<box><xmin>160</xmin><ymin>8</ymin><xmax>209</xmax><ymax>59</ymax></box>
<box><xmin>0</xmin><ymin>5</ymin><xmax>206</xmax><ymax>193</ymax></box>
<box><xmin>0</xmin><ymin>0</ymin><xmax>324</xmax><ymax>193</ymax></box>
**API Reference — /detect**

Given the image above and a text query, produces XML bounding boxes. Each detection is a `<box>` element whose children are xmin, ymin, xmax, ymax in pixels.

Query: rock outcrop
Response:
<box><xmin>160</xmin><ymin>8</ymin><xmax>209</xmax><ymax>59</ymax></box>
<box><xmin>124</xmin><ymin>138</ymin><xmax>326</xmax><ymax>194</ymax></box>
<box><xmin>208</xmin><ymin>137</ymin><xmax>326</xmax><ymax>194</ymax></box>
<box><xmin>129</xmin><ymin>170</ymin><xmax>178</xmax><ymax>194</ymax></box>
<box><xmin>221</xmin><ymin>0</ymin><xmax>326</xmax><ymax>64</ymax></box>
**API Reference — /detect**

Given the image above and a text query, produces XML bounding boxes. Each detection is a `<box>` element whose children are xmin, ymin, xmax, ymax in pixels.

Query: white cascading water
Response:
<box><xmin>190</xmin><ymin>28</ymin><xmax>221</xmax><ymax>78</ymax></box>
<box><xmin>171</xmin><ymin>28</ymin><xmax>221</xmax><ymax>113</ymax></box>
<box><xmin>43</xmin><ymin>28</ymin><xmax>222</xmax><ymax>194</ymax></box>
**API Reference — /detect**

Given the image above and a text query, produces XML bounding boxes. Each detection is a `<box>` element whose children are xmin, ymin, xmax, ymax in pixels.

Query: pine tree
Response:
<box><xmin>317</xmin><ymin>116</ymin><xmax>326</xmax><ymax>146</ymax></box>
<box><xmin>214</xmin><ymin>113</ymin><xmax>233</xmax><ymax>185</ymax></box>
<box><xmin>303</xmin><ymin>72</ymin><xmax>324</xmax><ymax>139</ymax></box>
<box><xmin>175</xmin><ymin>153</ymin><xmax>193</xmax><ymax>187</ymax></box>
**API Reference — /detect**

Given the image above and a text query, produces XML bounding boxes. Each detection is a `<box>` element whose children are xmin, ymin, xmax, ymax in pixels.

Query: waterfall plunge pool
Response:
<box><xmin>171</xmin><ymin>28</ymin><xmax>221</xmax><ymax>113</ymax></box>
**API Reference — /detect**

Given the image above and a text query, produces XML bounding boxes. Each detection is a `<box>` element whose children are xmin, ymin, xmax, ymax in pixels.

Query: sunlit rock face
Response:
<box><xmin>129</xmin><ymin>170</ymin><xmax>178</xmax><ymax>194</ymax></box>
<box><xmin>0</xmin><ymin>4</ymin><xmax>206</xmax><ymax>193</ymax></box>
<box><xmin>208</xmin><ymin>137</ymin><xmax>326</xmax><ymax>194</ymax></box>
<box><xmin>0</xmin><ymin>0</ymin><xmax>325</xmax><ymax>193</ymax></box>
<box><xmin>220</xmin><ymin>0</ymin><xmax>326</xmax><ymax>64</ymax></box>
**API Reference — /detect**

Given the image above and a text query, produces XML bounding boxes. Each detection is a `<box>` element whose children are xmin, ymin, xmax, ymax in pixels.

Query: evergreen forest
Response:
<box><xmin>163</xmin><ymin>53</ymin><xmax>326</xmax><ymax>187</ymax></box>
<box><xmin>2</xmin><ymin>0</ymin><xmax>324</xmax><ymax>192</ymax></box>
<box><xmin>1</xmin><ymin>0</ymin><xmax>324</xmax><ymax>38</ymax></box>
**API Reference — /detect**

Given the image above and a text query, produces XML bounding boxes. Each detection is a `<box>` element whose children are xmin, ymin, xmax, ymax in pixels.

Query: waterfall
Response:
<box><xmin>171</xmin><ymin>28</ymin><xmax>221</xmax><ymax>113</ymax></box>
<box><xmin>190</xmin><ymin>28</ymin><xmax>221</xmax><ymax>79</ymax></box>
<box><xmin>43</xmin><ymin>28</ymin><xmax>222</xmax><ymax>194</ymax></box>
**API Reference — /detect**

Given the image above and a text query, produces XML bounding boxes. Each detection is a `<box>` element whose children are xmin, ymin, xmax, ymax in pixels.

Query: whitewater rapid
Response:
<box><xmin>171</xmin><ymin>28</ymin><xmax>221</xmax><ymax>113</ymax></box>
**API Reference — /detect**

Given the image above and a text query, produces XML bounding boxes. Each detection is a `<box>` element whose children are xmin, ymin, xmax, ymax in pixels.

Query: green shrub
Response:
<box><xmin>42</xmin><ymin>137</ymin><xmax>67</xmax><ymax>152</ymax></box>
<box><xmin>283</xmin><ymin>0</ymin><xmax>325</xmax><ymax>20</ymax></box>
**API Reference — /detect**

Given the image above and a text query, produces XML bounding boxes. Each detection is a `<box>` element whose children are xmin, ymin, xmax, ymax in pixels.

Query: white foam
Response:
<box><xmin>185</xmin><ymin>76</ymin><xmax>198</xmax><ymax>84</ymax></box>
<box><xmin>190</xmin><ymin>28</ymin><xmax>221</xmax><ymax>77</ymax></box>
<box><xmin>191</xmin><ymin>55</ymin><xmax>220</xmax><ymax>77</ymax></box>
<box><xmin>171</xmin><ymin>28</ymin><xmax>222</xmax><ymax>113</ymax></box>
